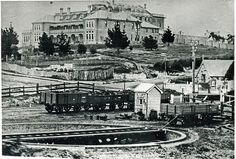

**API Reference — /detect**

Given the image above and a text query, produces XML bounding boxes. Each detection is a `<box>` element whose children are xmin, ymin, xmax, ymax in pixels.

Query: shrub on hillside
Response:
<box><xmin>129</xmin><ymin>46</ymin><xmax>133</xmax><ymax>51</ymax></box>
<box><xmin>114</xmin><ymin>65</ymin><xmax>131</xmax><ymax>74</ymax></box>
<box><xmin>77</xmin><ymin>44</ymin><xmax>87</xmax><ymax>54</ymax></box>
<box><xmin>89</xmin><ymin>47</ymin><xmax>97</xmax><ymax>54</ymax></box>
<box><xmin>142</xmin><ymin>35</ymin><xmax>158</xmax><ymax>50</ymax></box>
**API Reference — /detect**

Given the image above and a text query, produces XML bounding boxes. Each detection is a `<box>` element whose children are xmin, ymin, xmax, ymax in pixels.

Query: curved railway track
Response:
<box><xmin>2</xmin><ymin>127</ymin><xmax>159</xmax><ymax>141</ymax></box>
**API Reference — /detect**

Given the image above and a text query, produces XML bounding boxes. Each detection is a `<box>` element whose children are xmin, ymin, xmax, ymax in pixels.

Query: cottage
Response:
<box><xmin>196</xmin><ymin>60</ymin><xmax>234</xmax><ymax>94</ymax></box>
<box><xmin>134</xmin><ymin>83</ymin><xmax>163</xmax><ymax>119</ymax></box>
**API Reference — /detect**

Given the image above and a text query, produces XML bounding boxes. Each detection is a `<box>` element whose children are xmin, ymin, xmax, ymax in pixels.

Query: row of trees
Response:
<box><xmin>1</xmin><ymin>27</ymin><xmax>19</xmax><ymax>59</ymax></box>
<box><xmin>1</xmin><ymin>24</ymin><xmax>176</xmax><ymax>60</ymax></box>
<box><xmin>105</xmin><ymin>23</ymin><xmax>175</xmax><ymax>52</ymax></box>
<box><xmin>208</xmin><ymin>32</ymin><xmax>234</xmax><ymax>44</ymax></box>
<box><xmin>38</xmin><ymin>32</ymin><xmax>71</xmax><ymax>56</ymax></box>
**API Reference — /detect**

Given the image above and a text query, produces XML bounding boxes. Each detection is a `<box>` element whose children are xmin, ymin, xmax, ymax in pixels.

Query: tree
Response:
<box><xmin>225</xmin><ymin>62</ymin><xmax>234</xmax><ymax>80</ymax></box>
<box><xmin>1</xmin><ymin>27</ymin><xmax>19</xmax><ymax>60</ymax></box>
<box><xmin>54</xmin><ymin>33</ymin><xmax>71</xmax><ymax>56</ymax></box>
<box><xmin>104</xmin><ymin>22</ymin><xmax>130</xmax><ymax>54</ymax></box>
<box><xmin>226</xmin><ymin>34</ymin><xmax>234</xmax><ymax>44</ymax></box>
<box><xmin>38</xmin><ymin>32</ymin><xmax>55</xmax><ymax>56</ymax></box>
<box><xmin>77</xmin><ymin>43</ymin><xmax>87</xmax><ymax>54</ymax></box>
<box><xmin>208</xmin><ymin>32</ymin><xmax>225</xmax><ymax>42</ymax></box>
<box><xmin>142</xmin><ymin>35</ymin><xmax>158</xmax><ymax>50</ymax></box>
<box><xmin>161</xmin><ymin>26</ymin><xmax>175</xmax><ymax>46</ymax></box>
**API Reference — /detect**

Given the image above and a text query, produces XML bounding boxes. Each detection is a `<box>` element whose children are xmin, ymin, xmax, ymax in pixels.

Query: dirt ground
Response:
<box><xmin>2</xmin><ymin>95</ymin><xmax>234</xmax><ymax>159</ymax></box>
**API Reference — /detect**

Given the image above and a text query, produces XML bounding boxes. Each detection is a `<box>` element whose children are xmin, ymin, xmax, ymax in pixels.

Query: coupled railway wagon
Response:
<box><xmin>160</xmin><ymin>103</ymin><xmax>221</xmax><ymax>125</ymax></box>
<box><xmin>40</xmin><ymin>90</ymin><xmax>134</xmax><ymax>113</ymax></box>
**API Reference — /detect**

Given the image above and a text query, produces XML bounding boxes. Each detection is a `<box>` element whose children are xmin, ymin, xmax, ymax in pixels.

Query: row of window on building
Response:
<box><xmin>33</xmin><ymin>24</ymin><xmax>41</xmax><ymax>31</ymax></box>
<box><xmin>34</xmin><ymin>33</ymin><xmax>41</xmax><ymax>42</ymax></box>
<box><xmin>49</xmin><ymin>25</ymin><xmax>84</xmax><ymax>30</ymax></box>
<box><xmin>86</xmin><ymin>20</ymin><xmax>95</xmax><ymax>29</ymax></box>
<box><xmin>23</xmin><ymin>35</ymin><xmax>31</xmax><ymax>42</ymax></box>
<box><xmin>146</xmin><ymin>28</ymin><xmax>158</xmax><ymax>33</ymax></box>
<box><xmin>86</xmin><ymin>31</ymin><xmax>94</xmax><ymax>41</ymax></box>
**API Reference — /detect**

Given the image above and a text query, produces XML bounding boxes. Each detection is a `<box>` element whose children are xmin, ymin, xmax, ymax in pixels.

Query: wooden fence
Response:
<box><xmin>2</xmin><ymin>82</ymin><xmax>120</xmax><ymax>97</ymax></box>
<box><xmin>222</xmin><ymin>95</ymin><xmax>234</xmax><ymax>120</ymax></box>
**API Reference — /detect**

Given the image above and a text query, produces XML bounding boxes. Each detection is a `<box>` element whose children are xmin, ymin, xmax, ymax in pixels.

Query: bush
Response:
<box><xmin>89</xmin><ymin>47</ymin><xmax>97</xmax><ymax>54</ymax></box>
<box><xmin>114</xmin><ymin>65</ymin><xmax>131</xmax><ymax>74</ymax></box>
<box><xmin>77</xmin><ymin>44</ymin><xmax>87</xmax><ymax>54</ymax></box>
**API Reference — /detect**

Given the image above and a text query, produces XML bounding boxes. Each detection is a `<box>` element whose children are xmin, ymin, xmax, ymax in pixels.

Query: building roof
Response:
<box><xmin>84</xmin><ymin>10</ymin><xmax>139</xmax><ymax>22</ymax></box>
<box><xmin>34</xmin><ymin>15</ymin><xmax>55</xmax><ymax>23</ymax></box>
<box><xmin>200</xmin><ymin>60</ymin><xmax>234</xmax><ymax>77</ymax></box>
<box><xmin>151</xmin><ymin>13</ymin><xmax>165</xmax><ymax>18</ymax></box>
<box><xmin>141</xmin><ymin>21</ymin><xmax>159</xmax><ymax>29</ymax></box>
<box><xmin>134</xmin><ymin>83</ymin><xmax>163</xmax><ymax>93</ymax></box>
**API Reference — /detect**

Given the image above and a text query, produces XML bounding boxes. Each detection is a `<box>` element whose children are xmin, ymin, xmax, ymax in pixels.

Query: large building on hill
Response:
<box><xmin>22</xmin><ymin>1</ymin><xmax>165</xmax><ymax>48</ymax></box>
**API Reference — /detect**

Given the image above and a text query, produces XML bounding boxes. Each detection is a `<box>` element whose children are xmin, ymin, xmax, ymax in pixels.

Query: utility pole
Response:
<box><xmin>123</xmin><ymin>74</ymin><xmax>126</xmax><ymax>91</ymax></box>
<box><xmin>191</xmin><ymin>41</ymin><xmax>198</xmax><ymax>103</ymax></box>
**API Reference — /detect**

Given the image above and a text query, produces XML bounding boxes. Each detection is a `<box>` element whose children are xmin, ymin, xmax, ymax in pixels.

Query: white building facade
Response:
<box><xmin>22</xmin><ymin>1</ymin><xmax>165</xmax><ymax>48</ymax></box>
<box><xmin>134</xmin><ymin>83</ymin><xmax>163</xmax><ymax>119</ymax></box>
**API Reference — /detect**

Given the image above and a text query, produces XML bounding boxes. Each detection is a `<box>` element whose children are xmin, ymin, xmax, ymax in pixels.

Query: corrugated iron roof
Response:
<box><xmin>201</xmin><ymin>60</ymin><xmax>233</xmax><ymax>77</ymax></box>
<box><xmin>134</xmin><ymin>83</ymin><xmax>163</xmax><ymax>93</ymax></box>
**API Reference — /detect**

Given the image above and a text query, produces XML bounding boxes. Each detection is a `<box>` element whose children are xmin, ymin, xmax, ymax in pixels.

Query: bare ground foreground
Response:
<box><xmin>2</xmin><ymin>95</ymin><xmax>234</xmax><ymax>159</ymax></box>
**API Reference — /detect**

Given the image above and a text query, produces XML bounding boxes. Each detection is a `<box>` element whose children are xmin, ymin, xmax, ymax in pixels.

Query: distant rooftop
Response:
<box><xmin>200</xmin><ymin>60</ymin><xmax>234</xmax><ymax>77</ymax></box>
<box><xmin>134</xmin><ymin>83</ymin><xmax>163</xmax><ymax>93</ymax></box>
<box><xmin>84</xmin><ymin>10</ymin><xmax>139</xmax><ymax>22</ymax></box>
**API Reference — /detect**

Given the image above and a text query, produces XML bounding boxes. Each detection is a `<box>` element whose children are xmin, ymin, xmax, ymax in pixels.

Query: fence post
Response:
<box><xmin>92</xmin><ymin>83</ymin><xmax>95</xmax><ymax>93</ymax></box>
<box><xmin>9</xmin><ymin>87</ymin><xmax>11</xmax><ymax>97</ymax></box>
<box><xmin>64</xmin><ymin>82</ymin><xmax>66</xmax><ymax>92</ymax></box>
<box><xmin>77</xmin><ymin>81</ymin><xmax>80</xmax><ymax>91</ymax></box>
<box><xmin>36</xmin><ymin>83</ymin><xmax>39</xmax><ymax>94</ymax></box>
<box><xmin>23</xmin><ymin>86</ymin><xmax>25</xmax><ymax>95</ymax></box>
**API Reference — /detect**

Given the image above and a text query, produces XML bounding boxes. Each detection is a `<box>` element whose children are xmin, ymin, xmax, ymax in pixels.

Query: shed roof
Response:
<box><xmin>200</xmin><ymin>60</ymin><xmax>233</xmax><ymax>77</ymax></box>
<box><xmin>134</xmin><ymin>83</ymin><xmax>163</xmax><ymax>93</ymax></box>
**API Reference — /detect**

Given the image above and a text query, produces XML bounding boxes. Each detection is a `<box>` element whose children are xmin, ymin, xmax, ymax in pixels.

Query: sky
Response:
<box><xmin>1</xmin><ymin>0</ymin><xmax>234</xmax><ymax>45</ymax></box>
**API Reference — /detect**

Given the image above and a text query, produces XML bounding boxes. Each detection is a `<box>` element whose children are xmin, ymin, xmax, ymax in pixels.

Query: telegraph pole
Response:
<box><xmin>123</xmin><ymin>74</ymin><xmax>126</xmax><ymax>91</ymax></box>
<box><xmin>191</xmin><ymin>41</ymin><xmax>197</xmax><ymax>103</ymax></box>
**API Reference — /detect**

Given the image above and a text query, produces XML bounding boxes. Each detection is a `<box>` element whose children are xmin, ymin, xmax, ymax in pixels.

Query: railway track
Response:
<box><xmin>2</xmin><ymin>127</ymin><xmax>159</xmax><ymax>141</ymax></box>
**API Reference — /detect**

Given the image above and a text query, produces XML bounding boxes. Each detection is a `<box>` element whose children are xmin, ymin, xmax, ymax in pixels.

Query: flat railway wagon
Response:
<box><xmin>160</xmin><ymin>103</ymin><xmax>221</xmax><ymax>125</ymax></box>
<box><xmin>40</xmin><ymin>90</ymin><xmax>134</xmax><ymax>113</ymax></box>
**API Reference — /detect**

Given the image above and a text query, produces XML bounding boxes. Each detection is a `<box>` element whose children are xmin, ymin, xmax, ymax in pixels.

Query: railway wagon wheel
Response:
<box><xmin>83</xmin><ymin>105</ymin><xmax>90</xmax><ymax>111</ymax></box>
<box><xmin>100</xmin><ymin>104</ymin><xmax>106</xmax><ymax>111</ymax></box>
<box><xmin>127</xmin><ymin>102</ymin><xmax>134</xmax><ymax>110</ymax></box>
<box><xmin>55</xmin><ymin>105</ymin><xmax>63</xmax><ymax>114</ymax></box>
<box><xmin>93</xmin><ymin>104</ymin><xmax>100</xmax><ymax>112</ymax></box>
<box><xmin>73</xmin><ymin>105</ymin><xmax>81</xmax><ymax>112</ymax></box>
<box><xmin>118</xmin><ymin>102</ymin><xmax>124</xmax><ymax>110</ymax></box>
<box><xmin>64</xmin><ymin>105</ymin><xmax>71</xmax><ymax>113</ymax></box>
<box><xmin>45</xmin><ymin>104</ymin><xmax>53</xmax><ymax>113</ymax></box>
<box><xmin>109</xmin><ymin>103</ymin><xmax>116</xmax><ymax>111</ymax></box>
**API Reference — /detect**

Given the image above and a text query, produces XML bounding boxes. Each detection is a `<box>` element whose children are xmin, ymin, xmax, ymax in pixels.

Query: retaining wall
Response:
<box><xmin>2</xmin><ymin>63</ymin><xmax>114</xmax><ymax>81</ymax></box>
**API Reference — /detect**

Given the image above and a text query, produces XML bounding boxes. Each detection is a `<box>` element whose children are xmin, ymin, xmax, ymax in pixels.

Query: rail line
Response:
<box><xmin>2</xmin><ymin>127</ymin><xmax>158</xmax><ymax>141</ymax></box>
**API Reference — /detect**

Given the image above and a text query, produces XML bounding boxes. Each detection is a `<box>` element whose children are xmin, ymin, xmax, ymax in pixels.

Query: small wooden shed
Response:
<box><xmin>134</xmin><ymin>83</ymin><xmax>163</xmax><ymax>119</ymax></box>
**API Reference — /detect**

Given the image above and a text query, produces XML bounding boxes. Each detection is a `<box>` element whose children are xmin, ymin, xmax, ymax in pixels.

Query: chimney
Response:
<box><xmin>67</xmin><ymin>7</ymin><xmax>71</xmax><ymax>15</ymax></box>
<box><xmin>60</xmin><ymin>8</ymin><xmax>63</xmax><ymax>16</ymax></box>
<box><xmin>144</xmin><ymin>4</ymin><xmax>147</xmax><ymax>9</ymax></box>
